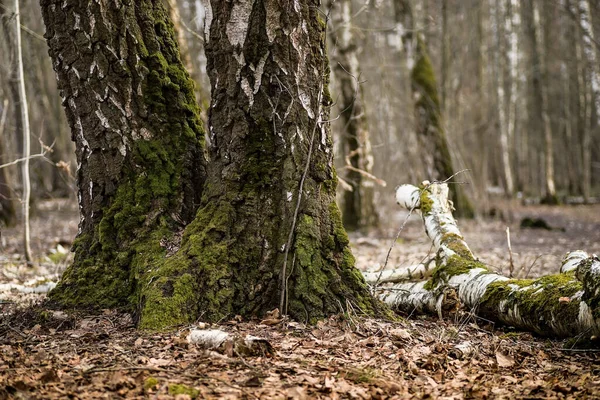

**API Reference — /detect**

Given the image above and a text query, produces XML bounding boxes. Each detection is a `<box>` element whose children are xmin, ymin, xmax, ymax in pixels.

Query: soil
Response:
<box><xmin>1</xmin><ymin>199</ymin><xmax>599</xmax><ymax>399</ymax></box>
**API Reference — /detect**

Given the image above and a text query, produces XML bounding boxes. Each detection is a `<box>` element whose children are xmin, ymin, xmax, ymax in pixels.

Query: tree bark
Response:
<box><xmin>393</xmin><ymin>0</ymin><xmax>474</xmax><ymax>218</ymax></box>
<box><xmin>41</xmin><ymin>0</ymin><xmax>385</xmax><ymax>328</ymax></box>
<box><xmin>366</xmin><ymin>182</ymin><xmax>600</xmax><ymax>338</ymax></box>
<box><xmin>0</xmin><ymin>99</ymin><xmax>17</xmax><ymax>227</ymax></box>
<box><xmin>575</xmin><ymin>0</ymin><xmax>598</xmax><ymax>202</ymax></box>
<box><xmin>192</xmin><ymin>0</ymin><xmax>384</xmax><ymax>324</ymax></box>
<box><xmin>328</xmin><ymin>0</ymin><xmax>379</xmax><ymax>231</ymax></box>
<box><xmin>41</xmin><ymin>0</ymin><xmax>207</xmax><ymax>312</ymax></box>
<box><xmin>523</xmin><ymin>0</ymin><xmax>557</xmax><ymax>203</ymax></box>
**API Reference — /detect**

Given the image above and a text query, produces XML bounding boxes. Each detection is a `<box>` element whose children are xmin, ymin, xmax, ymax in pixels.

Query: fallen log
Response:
<box><xmin>365</xmin><ymin>182</ymin><xmax>600</xmax><ymax>338</ymax></box>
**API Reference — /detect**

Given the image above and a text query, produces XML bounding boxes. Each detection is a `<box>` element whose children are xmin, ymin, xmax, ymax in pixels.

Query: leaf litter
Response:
<box><xmin>1</xmin><ymin>200</ymin><xmax>600</xmax><ymax>398</ymax></box>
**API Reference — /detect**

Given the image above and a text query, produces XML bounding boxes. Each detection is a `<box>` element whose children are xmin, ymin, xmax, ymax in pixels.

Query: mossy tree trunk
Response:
<box><xmin>365</xmin><ymin>182</ymin><xmax>600</xmax><ymax>338</ymax></box>
<box><xmin>393</xmin><ymin>0</ymin><xmax>474</xmax><ymax>218</ymax></box>
<box><xmin>189</xmin><ymin>0</ymin><xmax>383</xmax><ymax>324</ymax></box>
<box><xmin>328</xmin><ymin>0</ymin><xmax>379</xmax><ymax>231</ymax></box>
<box><xmin>40</xmin><ymin>0</ymin><xmax>207</xmax><ymax>311</ymax></box>
<box><xmin>42</xmin><ymin>0</ymin><xmax>384</xmax><ymax>328</ymax></box>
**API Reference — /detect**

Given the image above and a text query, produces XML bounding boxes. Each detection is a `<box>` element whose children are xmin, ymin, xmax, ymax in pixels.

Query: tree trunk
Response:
<box><xmin>14</xmin><ymin>0</ymin><xmax>33</xmax><ymax>262</ymax></box>
<box><xmin>41</xmin><ymin>0</ymin><xmax>207</xmax><ymax>313</ymax></box>
<box><xmin>42</xmin><ymin>0</ymin><xmax>385</xmax><ymax>328</ymax></box>
<box><xmin>329</xmin><ymin>0</ymin><xmax>379</xmax><ymax>231</ymax></box>
<box><xmin>0</xmin><ymin>99</ymin><xmax>17</xmax><ymax>227</ymax></box>
<box><xmin>523</xmin><ymin>0</ymin><xmax>557</xmax><ymax>203</ymax></box>
<box><xmin>194</xmin><ymin>0</ymin><xmax>383</xmax><ymax>324</ymax></box>
<box><xmin>493</xmin><ymin>0</ymin><xmax>515</xmax><ymax>196</ymax></box>
<box><xmin>575</xmin><ymin>0</ymin><xmax>599</xmax><ymax>202</ymax></box>
<box><xmin>366</xmin><ymin>182</ymin><xmax>600</xmax><ymax>338</ymax></box>
<box><xmin>393</xmin><ymin>0</ymin><xmax>474</xmax><ymax>218</ymax></box>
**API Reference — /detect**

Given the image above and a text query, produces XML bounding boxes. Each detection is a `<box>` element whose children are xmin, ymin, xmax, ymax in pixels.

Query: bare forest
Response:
<box><xmin>1</xmin><ymin>0</ymin><xmax>599</xmax><ymax>398</ymax></box>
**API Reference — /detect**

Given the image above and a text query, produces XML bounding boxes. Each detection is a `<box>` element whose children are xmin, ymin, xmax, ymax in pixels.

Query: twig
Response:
<box><xmin>0</xmin><ymin>153</ymin><xmax>48</xmax><ymax>169</ymax></box>
<box><xmin>506</xmin><ymin>227</ymin><xmax>514</xmax><ymax>278</ymax></box>
<box><xmin>83</xmin><ymin>366</ymin><xmax>168</xmax><ymax>374</ymax></box>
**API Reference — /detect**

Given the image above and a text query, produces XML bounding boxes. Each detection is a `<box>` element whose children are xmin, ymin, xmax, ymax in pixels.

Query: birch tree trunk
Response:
<box><xmin>329</xmin><ymin>0</ymin><xmax>379</xmax><ymax>231</ymax></box>
<box><xmin>493</xmin><ymin>0</ymin><xmax>515</xmax><ymax>196</ymax></box>
<box><xmin>523</xmin><ymin>0</ymin><xmax>557</xmax><ymax>203</ymax></box>
<box><xmin>575</xmin><ymin>0</ymin><xmax>599</xmax><ymax>202</ymax></box>
<box><xmin>41</xmin><ymin>0</ymin><xmax>208</xmax><ymax>314</ymax></box>
<box><xmin>0</xmin><ymin>99</ymin><xmax>16</xmax><ymax>227</ymax></box>
<box><xmin>366</xmin><ymin>182</ymin><xmax>600</xmax><ymax>338</ymax></box>
<box><xmin>42</xmin><ymin>0</ymin><xmax>385</xmax><ymax>328</ymax></box>
<box><xmin>393</xmin><ymin>0</ymin><xmax>474</xmax><ymax>218</ymax></box>
<box><xmin>13</xmin><ymin>0</ymin><xmax>33</xmax><ymax>262</ymax></box>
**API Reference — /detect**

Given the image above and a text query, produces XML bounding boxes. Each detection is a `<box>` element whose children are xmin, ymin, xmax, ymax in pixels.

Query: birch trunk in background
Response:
<box><xmin>14</xmin><ymin>0</ymin><xmax>33</xmax><ymax>263</ymax></box>
<box><xmin>365</xmin><ymin>182</ymin><xmax>600</xmax><ymax>338</ymax></box>
<box><xmin>575</xmin><ymin>0</ymin><xmax>599</xmax><ymax>202</ymax></box>
<box><xmin>493</xmin><ymin>0</ymin><xmax>515</xmax><ymax>196</ymax></box>
<box><xmin>329</xmin><ymin>0</ymin><xmax>380</xmax><ymax>231</ymax></box>
<box><xmin>393</xmin><ymin>0</ymin><xmax>474</xmax><ymax>218</ymax></box>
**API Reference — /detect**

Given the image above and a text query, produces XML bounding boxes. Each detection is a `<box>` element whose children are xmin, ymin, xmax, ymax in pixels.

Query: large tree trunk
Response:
<box><xmin>42</xmin><ymin>0</ymin><xmax>384</xmax><ymax>328</ymax></box>
<box><xmin>328</xmin><ymin>0</ymin><xmax>379</xmax><ymax>231</ymax></box>
<box><xmin>365</xmin><ymin>182</ymin><xmax>600</xmax><ymax>338</ymax></box>
<box><xmin>193</xmin><ymin>0</ymin><xmax>383</xmax><ymax>324</ymax></box>
<box><xmin>393</xmin><ymin>0</ymin><xmax>474</xmax><ymax>218</ymax></box>
<box><xmin>41</xmin><ymin>0</ymin><xmax>207</xmax><ymax>312</ymax></box>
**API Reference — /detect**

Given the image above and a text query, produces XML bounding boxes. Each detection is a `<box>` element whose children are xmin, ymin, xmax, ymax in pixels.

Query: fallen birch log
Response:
<box><xmin>366</xmin><ymin>182</ymin><xmax>600</xmax><ymax>338</ymax></box>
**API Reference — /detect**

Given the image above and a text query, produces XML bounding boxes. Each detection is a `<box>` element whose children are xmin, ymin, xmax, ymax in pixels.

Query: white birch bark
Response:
<box><xmin>369</xmin><ymin>182</ymin><xmax>600</xmax><ymax>338</ymax></box>
<box><xmin>14</xmin><ymin>0</ymin><xmax>33</xmax><ymax>263</ymax></box>
<box><xmin>576</xmin><ymin>0</ymin><xmax>598</xmax><ymax>201</ymax></box>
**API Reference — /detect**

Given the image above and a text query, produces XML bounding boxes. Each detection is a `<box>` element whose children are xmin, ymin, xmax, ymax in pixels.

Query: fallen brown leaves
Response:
<box><xmin>0</xmin><ymin>307</ymin><xmax>598</xmax><ymax>399</ymax></box>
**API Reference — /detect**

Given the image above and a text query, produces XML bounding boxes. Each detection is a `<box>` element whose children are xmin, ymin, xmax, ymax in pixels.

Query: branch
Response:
<box><xmin>377</xmin><ymin>182</ymin><xmax>600</xmax><ymax>338</ymax></box>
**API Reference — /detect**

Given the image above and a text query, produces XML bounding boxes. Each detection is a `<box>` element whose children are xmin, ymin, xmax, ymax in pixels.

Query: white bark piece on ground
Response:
<box><xmin>187</xmin><ymin>329</ymin><xmax>274</xmax><ymax>357</ymax></box>
<box><xmin>376</xmin><ymin>182</ymin><xmax>600</xmax><ymax>338</ymax></box>
<box><xmin>0</xmin><ymin>282</ymin><xmax>56</xmax><ymax>293</ymax></box>
<box><xmin>362</xmin><ymin>261</ymin><xmax>434</xmax><ymax>284</ymax></box>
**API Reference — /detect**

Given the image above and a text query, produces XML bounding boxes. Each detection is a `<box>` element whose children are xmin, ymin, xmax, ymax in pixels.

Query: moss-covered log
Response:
<box><xmin>367</xmin><ymin>182</ymin><xmax>600</xmax><ymax>338</ymax></box>
<box><xmin>42</xmin><ymin>0</ymin><xmax>386</xmax><ymax>329</ymax></box>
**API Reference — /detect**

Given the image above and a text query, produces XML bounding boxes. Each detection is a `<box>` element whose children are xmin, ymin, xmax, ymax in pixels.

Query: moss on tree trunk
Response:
<box><xmin>42</xmin><ymin>0</ymin><xmax>386</xmax><ymax>328</ymax></box>
<box><xmin>40</xmin><ymin>0</ymin><xmax>207</xmax><ymax>311</ymax></box>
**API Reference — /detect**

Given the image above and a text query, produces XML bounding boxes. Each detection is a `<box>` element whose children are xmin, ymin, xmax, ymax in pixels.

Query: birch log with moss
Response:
<box><xmin>365</xmin><ymin>182</ymin><xmax>600</xmax><ymax>338</ymax></box>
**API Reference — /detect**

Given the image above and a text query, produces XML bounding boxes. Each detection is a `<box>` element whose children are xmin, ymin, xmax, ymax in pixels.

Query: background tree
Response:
<box><xmin>393</xmin><ymin>0</ymin><xmax>475</xmax><ymax>217</ymax></box>
<box><xmin>328</xmin><ymin>0</ymin><xmax>379</xmax><ymax>231</ymax></box>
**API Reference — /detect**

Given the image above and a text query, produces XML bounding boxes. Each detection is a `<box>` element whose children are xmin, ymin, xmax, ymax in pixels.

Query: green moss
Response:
<box><xmin>419</xmin><ymin>186</ymin><xmax>433</xmax><ymax>215</ymax></box>
<box><xmin>49</xmin><ymin>1</ymin><xmax>206</xmax><ymax>316</ymax></box>
<box><xmin>168</xmin><ymin>384</ymin><xmax>199</xmax><ymax>398</ymax></box>
<box><xmin>424</xmin><ymin>255</ymin><xmax>487</xmax><ymax>291</ymax></box>
<box><xmin>144</xmin><ymin>377</ymin><xmax>159</xmax><ymax>390</ymax></box>
<box><xmin>480</xmin><ymin>272</ymin><xmax>583</xmax><ymax>336</ymax></box>
<box><xmin>441</xmin><ymin>233</ymin><xmax>473</xmax><ymax>260</ymax></box>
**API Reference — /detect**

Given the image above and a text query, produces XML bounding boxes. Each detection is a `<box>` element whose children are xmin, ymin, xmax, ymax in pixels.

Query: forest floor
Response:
<box><xmin>1</xmin><ymin>198</ymin><xmax>599</xmax><ymax>399</ymax></box>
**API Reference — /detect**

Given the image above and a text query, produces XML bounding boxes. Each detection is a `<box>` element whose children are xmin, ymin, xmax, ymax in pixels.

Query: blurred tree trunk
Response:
<box><xmin>575</xmin><ymin>0</ymin><xmax>598</xmax><ymax>202</ymax></box>
<box><xmin>393</xmin><ymin>0</ymin><xmax>474</xmax><ymax>217</ymax></box>
<box><xmin>0</xmin><ymin>99</ymin><xmax>17</xmax><ymax>226</ymax></box>
<box><xmin>523</xmin><ymin>0</ymin><xmax>557</xmax><ymax>203</ymax></box>
<box><xmin>493</xmin><ymin>0</ymin><xmax>515</xmax><ymax>196</ymax></box>
<box><xmin>329</xmin><ymin>0</ymin><xmax>379</xmax><ymax>231</ymax></box>
<box><xmin>42</xmin><ymin>0</ymin><xmax>384</xmax><ymax>328</ymax></box>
